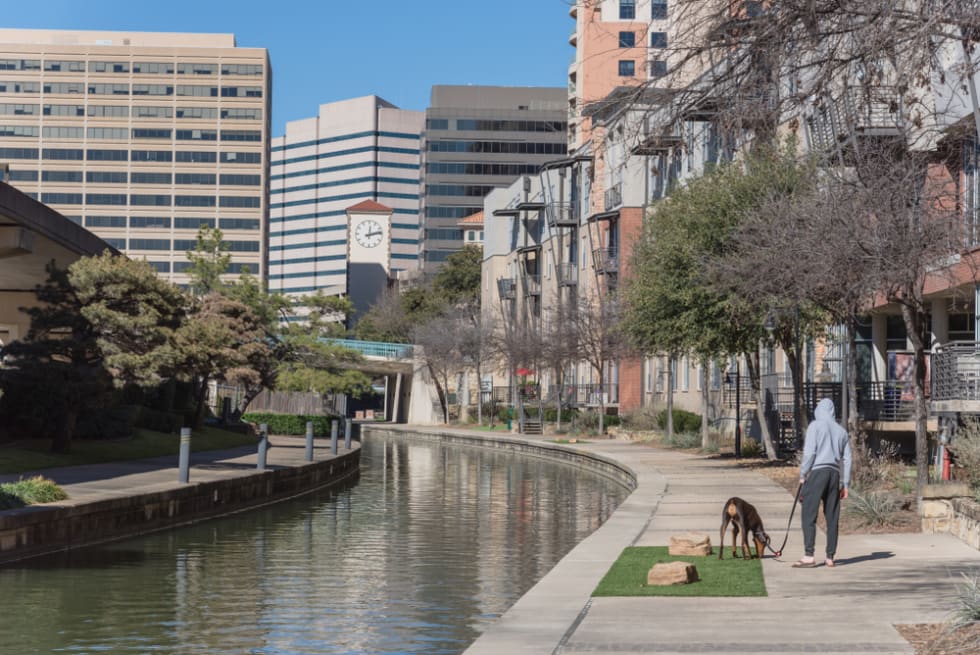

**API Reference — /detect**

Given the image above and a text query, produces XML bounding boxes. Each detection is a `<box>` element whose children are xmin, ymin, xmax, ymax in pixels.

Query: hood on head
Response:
<box><xmin>815</xmin><ymin>397</ymin><xmax>836</xmax><ymax>421</ymax></box>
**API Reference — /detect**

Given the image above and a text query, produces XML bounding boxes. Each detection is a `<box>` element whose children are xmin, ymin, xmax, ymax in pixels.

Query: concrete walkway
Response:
<box><xmin>462</xmin><ymin>436</ymin><xmax>980</xmax><ymax>655</ymax></box>
<box><xmin>0</xmin><ymin>435</ymin><xmax>354</xmax><ymax>506</ymax></box>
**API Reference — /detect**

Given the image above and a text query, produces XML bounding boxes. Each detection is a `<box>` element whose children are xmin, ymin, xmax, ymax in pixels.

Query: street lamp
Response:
<box><xmin>725</xmin><ymin>362</ymin><xmax>742</xmax><ymax>458</ymax></box>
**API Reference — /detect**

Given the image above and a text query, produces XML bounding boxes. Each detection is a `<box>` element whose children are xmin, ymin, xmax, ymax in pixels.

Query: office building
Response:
<box><xmin>269</xmin><ymin>95</ymin><xmax>422</xmax><ymax>298</ymax></box>
<box><xmin>420</xmin><ymin>85</ymin><xmax>566</xmax><ymax>272</ymax></box>
<box><xmin>0</xmin><ymin>28</ymin><xmax>270</xmax><ymax>284</ymax></box>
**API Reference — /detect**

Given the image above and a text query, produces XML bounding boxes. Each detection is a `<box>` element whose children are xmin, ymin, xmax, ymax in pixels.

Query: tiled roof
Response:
<box><xmin>346</xmin><ymin>199</ymin><xmax>393</xmax><ymax>213</ymax></box>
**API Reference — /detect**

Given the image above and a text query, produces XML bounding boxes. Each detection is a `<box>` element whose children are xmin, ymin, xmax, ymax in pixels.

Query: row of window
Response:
<box><xmin>0</xmin><ymin>59</ymin><xmax>263</xmax><ymax>76</ymax></box>
<box><xmin>110</xmin><ymin>238</ymin><xmax>260</xmax><ymax>252</ymax></box>
<box><xmin>618</xmin><ymin>0</ymin><xmax>667</xmax><ymax>19</ymax></box>
<box><xmin>139</xmin><ymin>261</ymin><xmax>253</xmax><ymax>274</ymax></box>
<box><xmin>0</xmin><ymin>81</ymin><xmax>263</xmax><ymax>97</ymax></box>
<box><xmin>40</xmin><ymin>193</ymin><xmax>261</xmax><ymax>207</ymax></box>
<box><xmin>618</xmin><ymin>31</ymin><xmax>668</xmax><ymax>48</ymax></box>
<box><xmin>424</xmin><ymin>228</ymin><xmax>463</xmax><ymax>241</ymax></box>
<box><xmin>79</xmin><ymin>215</ymin><xmax>260</xmax><ymax>230</ymax></box>
<box><xmin>0</xmin><ymin>147</ymin><xmax>261</xmax><ymax>164</ymax></box>
<box><xmin>0</xmin><ymin>125</ymin><xmax>262</xmax><ymax>141</ymax></box>
<box><xmin>427</xmin><ymin>140</ymin><xmax>566</xmax><ymax>155</ymax></box>
<box><xmin>425</xmin><ymin>118</ymin><xmax>566</xmax><ymax>133</ymax></box>
<box><xmin>424</xmin><ymin>206</ymin><xmax>482</xmax><ymax>219</ymax></box>
<box><xmin>619</xmin><ymin>60</ymin><xmax>668</xmax><ymax>78</ymax></box>
<box><xmin>425</xmin><ymin>184</ymin><xmax>498</xmax><ymax>197</ymax></box>
<box><xmin>425</xmin><ymin>161</ymin><xmax>540</xmax><ymax>177</ymax></box>
<box><xmin>10</xmin><ymin>169</ymin><xmax>260</xmax><ymax>185</ymax></box>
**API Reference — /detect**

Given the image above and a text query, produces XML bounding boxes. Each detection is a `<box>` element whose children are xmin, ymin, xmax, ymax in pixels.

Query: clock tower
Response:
<box><xmin>346</xmin><ymin>200</ymin><xmax>393</xmax><ymax>325</ymax></box>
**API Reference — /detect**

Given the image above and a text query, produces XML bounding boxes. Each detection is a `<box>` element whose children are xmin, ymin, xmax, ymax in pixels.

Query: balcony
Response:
<box><xmin>806</xmin><ymin>86</ymin><xmax>904</xmax><ymax>155</ymax></box>
<box><xmin>546</xmin><ymin>201</ymin><xmax>579</xmax><ymax>228</ymax></box>
<box><xmin>522</xmin><ymin>273</ymin><xmax>541</xmax><ymax>296</ymax></box>
<box><xmin>556</xmin><ymin>262</ymin><xmax>578</xmax><ymax>286</ymax></box>
<box><xmin>932</xmin><ymin>342</ymin><xmax>980</xmax><ymax>413</ymax></box>
<box><xmin>569</xmin><ymin>30</ymin><xmax>577</xmax><ymax>46</ymax></box>
<box><xmin>497</xmin><ymin>277</ymin><xmax>517</xmax><ymax>300</ymax></box>
<box><xmin>592</xmin><ymin>246</ymin><xmax>619</xmax><ymax>274</ymax></box>
<box><xmin>604</xmin><ymin>182</ymin><xmax>623</xmax><ymax>211</ymax></box>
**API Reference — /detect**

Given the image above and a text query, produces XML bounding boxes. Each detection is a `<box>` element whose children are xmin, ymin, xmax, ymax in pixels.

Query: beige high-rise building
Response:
<box><xmin>0</xmin><ymin>29</ymin><xmax>270</xmax><ymax>284</ymax></box>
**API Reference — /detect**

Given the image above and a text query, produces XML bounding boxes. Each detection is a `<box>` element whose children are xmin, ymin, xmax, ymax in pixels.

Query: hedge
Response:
<box><xmin>241</xmin><ymin>412</ymin><xmax>339</xmax><ymax>436</ymax></box>
<box><xmin>656</xmin><ymin>408</ymin><xmax>703</xmax><ymax>433</ymax></box>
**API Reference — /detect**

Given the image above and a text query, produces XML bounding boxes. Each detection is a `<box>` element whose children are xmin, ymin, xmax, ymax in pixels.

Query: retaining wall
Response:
<box><xmin>0</xmin><ymin>447</ymin><xmax>360</xmax><ymax>565</ymax></box>
<box><xmin>362</xmin><ymin>425</ymin><xmax>637</xmax><ymax>492</ymax></box>
<box><xmin>921</xmin><ymin>483</ymin><xmax>980</xmax><ymax>551</ymax></box>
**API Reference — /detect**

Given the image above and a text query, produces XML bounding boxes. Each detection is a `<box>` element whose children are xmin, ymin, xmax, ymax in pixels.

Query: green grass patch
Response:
<box><xmin>593</xmin><ymin>546</ymin><xmax>767</xmax><ymax>597</ymax></box>
<box><xmin>0</xmin><ymin>427</ymin><xmax>256</xmax><ymax>475</ymax></box>
<box><xmin>470</xmin><ymin>424</ymin><xmax>512</xmax><ymax>432</ymax></box>
<box><xmin>0</xmin><ymin>476</ymin><xmax>68</xmax><ymax>509</ymax></box>
<box><xmin>550</xmin><ymin>439</ymin><xmax>590</xmax><ymax>444</ymax></box>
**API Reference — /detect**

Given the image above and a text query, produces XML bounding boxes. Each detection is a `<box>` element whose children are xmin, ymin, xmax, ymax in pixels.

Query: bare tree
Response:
<box><xmin>483</xmin><ymin>303</ymin><xmax>543</xmax><ymax>432</ymax></box>
<box><xmin>571</xmin><ymin>294</ymin><xmax>632</xmax><ymax>435</ymax></box>
<box><xmin>412</xmin><ymin>313</ymin><xmax>466</xmax><ymax>425</ymax></box>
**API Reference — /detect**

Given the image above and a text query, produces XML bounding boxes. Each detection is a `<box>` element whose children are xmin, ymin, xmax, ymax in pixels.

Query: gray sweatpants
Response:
<box><xmin>801</xmin><ymin>466</ymin><xmax>841</xmax><ymax>559</ymax></box>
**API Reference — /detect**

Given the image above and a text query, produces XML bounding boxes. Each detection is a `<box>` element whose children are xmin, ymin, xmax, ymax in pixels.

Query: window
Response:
<box><xmin>131</xmin><ymin>172</ymin><xmax>173</xmax><ymax>185</ymax></box>
<box><xmin>133</xmin><ymin>106</ymin><xmax>173</xmax><ymax>119</ymax></box>
<box><xmin>619</xmin><ymin>0</ymin><xmax>636</xmax><ymax>19</ymax></box>
<box><xmin>220</xmin><ymin>130</ymin><xmax>261</xmax><ymax>142</ymax></box>
<box><xmin>43</xmin><ymin>82</ymin><xmax>82</xmax><ymax>94</ymax></box>
<box><xmin>87</xmin><ymin>171</ymin><xmax>127</xmax><ymax>184</ymax></box>
<box><xmin>177</xmin><ymin>63</ymin><xmax>215</xmax><ymax>75</ymax></box>
<box><xmin>652</xmin><ymin>1</ymin><xmax>668</xmax><ymax>19</ymax></box>
<box><xmin>175</xmin><ymin>195</ymin><xmax>216</xmax><ymax>207</ymax></box>
<box><xmin>650</xmin><ymin>32</ymin><xmax>668</xmax><ymax>48</ymax></box>
<box><xmin>426</xmin><ymin>118</ymin><xmax>449</xmax><ymax>130</ymax></box>
<box><xmin>130</xmin><ymin>216</ymin><xmax>172</xmax><ymax>228</ymax></box>
<box><xmin>132</xmin><ymin>62</ymin><xmax>174</xmax><ymax>74</ymax></box>
<box><xmin>176</xmin><ymin>85</ymin><xmax>218</xmax><ymax>97</ymax></box>
<box><xmin>648</xmin><ymin>60</ymin><xmax>668</xmax><ymax>78</ymax></box>
<box><xmin>86</xmin><ymin>215</ymin><xmax>127</xmax><ymax>228</ymax></box>
<box><xmin>44</xmin><ymin>148</ymin><xmax>83</xmax><ymax>160</ymax></box>
<box><xmin>219</xmin><ymin>174</ymin><xmax>261</xmax><ymax>186</ymax></box>
<box><xmin>619</xmin><ymin>31</ymin><xmax>635</xmax><ymax>48</ymax></box>
<box><xmin>45</xmin><ymin>104</ymin><xmax>85</xmax><ymax>117</ymax></box>
<box><xmin>965</xmin><ymin>139</ymin><xmax>979</xmax><ymax>247</ymax></box>
<box><xmin>87</xmin><ymin>105</ymin><xmax>129</xmax><ymax>118</ymax></box>
<box><xmin>219</xmin><ymin>196</ymin><xmax>260</xmax><ymax>208</ymax></box>
<box><xmin>147</xmin><ymin>261</ymin><xmax>171</xmax><ymax>273</ymax></box>
<box><xmin>132</xmin><ymin>84</ymin><xmax>173</xmax><ymax>96</ymax></box>
<box><xmin>88</xmin><ymin>83</ymin><xmax>130</xmax><ymax>95</ymax></box>
<box><xmin>174</xmin><ymin>217</ymin><xmax>215</xmax><ymax>229</ymax></box>
<box><xmin>221</xmin><ymin>108</ymin><xmax>261</xmax><ymax>120</ymax></box>
<box><xmin>221</xmin><ymin>151</ymin><xmax>261</xmax><ymax>164</ymax></box>
<box><xmin>0</xmin><ymin>125</ymin><xmax>38</xmax><ymax>137</ymax></box>
<box><xmin>129</xmin><ymin>239</ymin><xmax>171</xmax><ymax>251</ymax></box>
<box><xmin>226</xmin><ymin>241</ymin><xmax>260</xmax><ymax>252</ymax></box>
<box><xmin>177</xmin><ymin>107</ymin><xmax>218</xmax><ymax>119</ymax></box>
<box><xmin>87</xmin><ymin>127</ymin><xmax>128</xmax><ymax>139</ymax></box>
<box><xmin>89</xmin><ymin>61</ymin><xmax>129</xmax><ymax>73</ymax></box>
<box><xmin>131</xmin><ymin>150</ymin><xmax>173</xmax><ymax>162</ymax></box>
<box><xmin>86</xmin><ymin>193</ymin><xmax>127</xmax><ymax>206</ymax></box>
<box><xmin>220</xmin><ymin>86</ymin><xmax>263</xmax><ymax>98</ymax></box>
<box><xmin>221</xmin><ymin>63</ymin><xmax>263</xmax><ymax>76</ymax></box>
<box><xmin>175</xmin><ymin>173</ymin><xmax>216</xmax><ymax>185</ymax></box>
<box><xmin>41</xmin><ymin>193</ymin><xmax>82</xmax><ymax>205</ymax></box>
<box><xmin>0</xmin><ymin>59</ymin><xmax>40</xmax><ymax>70</ymax></box>
<box><xmin>103</xmin><ymin>238</ymin><xmax>126</xmax><ymax>249</ymax></box>
<box><xmin>42</xmin><ymin>170</ymin><xmax>83</xmax><ymax>183</ymax></box>
<box><xmin>42</xmin><ymin>126</ymin><xmax>83</xmax><ymax>139</ymax></box>
<box><xmin>130</xmin><ymin>194</ymin><xmax>172</xmax><ymax>206</ymax></box>
<box><xmin>219</xmin><ymin>218</ymin><xmax>260</xmax><ymax>230</ymax></box>
<box><xmin>132</xmin><ymin>128</ymin><xmax>172</xmax><ymax>139</ymax></box>
<box><xmin>177</xmin><ymin>151</ymin><xmax>218</xmax><ymax>163</ymax></box>
<box><xmin>7</xmin><ymin>170</ymin><xmax>38</xmax><ymax>181</ymax></box>
<box><xmin>0</xmin><ymin>103</ymin><xmax>38</xmax><ymax>115</ymax></box>
<box><xmin>87</xmin><ymin>149</ymin><xmax>127</xmax><ymax>161</ymax></box>
<box><xmin>176</xmin><ymin>129</ymin><xmax>217</xmax><ymax>141</ymax></box>
<box><xmin>44</xmin><ymin>60</ymin><xmax>85</xmax><ymax>72</ymax></box>
<box><xmin>618</xmin><ymin>60</ymin><xmax>636</xmax><ymax>77</ymax></box>
<box><xmin>746</xmin><ymin>1</ymin><xmax>763</xmax><ymax>17</ymax></box>
<box><xmin>0</xmin><ymin>147</ymin><xmax>38</xmax><ymax>159</ymax></box>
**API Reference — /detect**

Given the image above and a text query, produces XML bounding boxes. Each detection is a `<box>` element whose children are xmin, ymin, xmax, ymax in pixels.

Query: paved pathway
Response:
<box><xmin>461</xmin><ymin>435</ymin><xmax>980</xmax><ymax>655</ymax></box>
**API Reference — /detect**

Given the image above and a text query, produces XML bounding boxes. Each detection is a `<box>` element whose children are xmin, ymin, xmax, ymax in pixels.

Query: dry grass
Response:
<box><xmin>895</xmin><ymin>623</ymin><xmax>980</xmax><ymax>655</ymax></box>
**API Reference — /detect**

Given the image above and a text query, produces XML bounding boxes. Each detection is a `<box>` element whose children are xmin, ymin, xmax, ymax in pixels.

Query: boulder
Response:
<box><xmin>647</xmin><ymin>561</ymin><xmax>700</xmax><ymax>586</ymax></box>
<box><xmin>669</xmin><ymin>532</ymin><xmax>712</xmax><ymax>556</ymax></box>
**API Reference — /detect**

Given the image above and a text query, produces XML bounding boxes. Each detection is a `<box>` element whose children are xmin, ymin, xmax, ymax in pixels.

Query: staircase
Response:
<box><xmin>523</xmin><ymin>418</ymin><xmax>543</xmax><ymax>435</ymax></box>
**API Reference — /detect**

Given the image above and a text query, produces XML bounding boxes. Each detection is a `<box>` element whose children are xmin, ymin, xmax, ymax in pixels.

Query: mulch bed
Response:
<box><xmin>895</xmin><ymin>623</ymin><xmax>980</xmax><ymax>655</ymax></box>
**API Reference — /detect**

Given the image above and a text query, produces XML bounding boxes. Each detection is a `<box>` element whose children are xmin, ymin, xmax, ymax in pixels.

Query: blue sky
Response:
<box><xmin>4</xmin><ymin>0</ymin><xmax>574</xmax><ymax>133</ymax></box>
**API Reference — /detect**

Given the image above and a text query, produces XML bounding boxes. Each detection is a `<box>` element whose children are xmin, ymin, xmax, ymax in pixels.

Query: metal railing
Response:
<box><xmin>522</xmin><ymin>273</ymin><xmax>541</xmax><ymax>296</ymax></box>
<box><xmin>933</xmin><ymin>342</ymin><xmax>980</xmax><ymax>403</ymax></box>
<box><xmin>806</xmin><ymin>86</ymin><xmax>903</xmax><ymax>153</ymax></box>
<box><xmin>592</xmin><ymin>246</ymin><xmax>619</xmax><ymax>274</ymax></box>
<box><xmin>546</xmin><ymin>201</ymin><xmax>579</xmax><ymax>228</ymax></box>
<box><xmin>604</xmin><ymin>183</ymin><xmax>623</xmax><ymax>211</ymax></box>
<box><xmin>325</xmin><ymin>338</ymin><xmax>413</xmax><ymax>360</ymax></box>
<box><xmin>485</xmin><ymin>384</ymin><xmax>620</xmax><ymax>408</ymax></box>
<box><xmin>556</xmin><ymin>262</ymin><xmax>578</xmax><ymax>286</ymax></box>
<box><xmin>497</xmin><ymin>277</ymin><xmax>517</xmax><ymax>300</ymax></box>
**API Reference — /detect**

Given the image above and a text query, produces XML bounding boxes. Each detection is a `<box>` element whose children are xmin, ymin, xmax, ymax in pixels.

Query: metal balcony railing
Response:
<box><xmin>604</xmin><ymin>183</ymin><xmax>623</xmax><ymax>211</ymax></box>
<box><xmin>497</xmin><ymin>277</ymin><xmax>516</xmax><ymax>300</ymax></box>
<box><xmin>556</xmin><ymin>262</ymin><xmax>578</xmax><ymax>286</ymax></box>
<box><xmin>933</xmin><ymin>342</ymin><xmax>980</xmax><ymax>403</ymax></box>
<box><xmin>522</xmin><ymin>273</ymin><xmax>541</xmax><ymax>296</ymax></box>
<box><xmin>806</xmin><ymin>86</ymin><xmax>904</xmax><ymax>153</ymax></box>
<box><xmin>546</xmin><ymin>201</ymin><xmax>579</xmax><ymax>228</ymax></box>
<box><xmin>592</xmin><ymin>246</ymin><xmax>619</xmax><ymax>274</ymax></box>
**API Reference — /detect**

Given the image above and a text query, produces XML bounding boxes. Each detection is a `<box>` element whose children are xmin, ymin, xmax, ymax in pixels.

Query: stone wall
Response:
<box><xmin>920</xmin><ymin>483</ymin><xmax>980</xmax><ymax>550</ymax></box>
<box><xmin>0</xmin><ymin>447</ymin><xmax>360</xmax><ymax>565</ymax></box>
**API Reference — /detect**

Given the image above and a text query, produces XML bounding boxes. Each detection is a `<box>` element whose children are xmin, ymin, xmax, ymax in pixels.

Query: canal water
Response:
<box><xmin>0</xmin><ymin>434</ymin><xmax>628</xmax><ymax>654</ymax></box>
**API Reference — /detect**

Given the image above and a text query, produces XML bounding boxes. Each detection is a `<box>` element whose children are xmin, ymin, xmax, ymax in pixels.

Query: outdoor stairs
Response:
<box><xmin>523</xmin><ymin>419</ymin><xmax>543</xmax><ymax>435</ymax></box>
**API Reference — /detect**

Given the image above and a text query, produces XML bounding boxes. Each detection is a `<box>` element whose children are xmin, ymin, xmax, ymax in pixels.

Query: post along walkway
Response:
<box><xmin>462</xmin><ymin>436</ymin><xmax>980</xmax><ymax>655</ymax></box>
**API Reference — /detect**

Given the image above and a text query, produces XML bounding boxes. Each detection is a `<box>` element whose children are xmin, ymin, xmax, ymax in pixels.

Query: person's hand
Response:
<box><xmin>840</xmin><ymin>488</ymin><xmax>849</xmax><ymax>500</ymax></box>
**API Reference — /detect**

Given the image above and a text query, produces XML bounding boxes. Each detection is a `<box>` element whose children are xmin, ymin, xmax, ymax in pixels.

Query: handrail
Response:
<box><xmin>324</xmin><ymin>338</ymin><xmax>414</xmax><ymax>360</ymax></box>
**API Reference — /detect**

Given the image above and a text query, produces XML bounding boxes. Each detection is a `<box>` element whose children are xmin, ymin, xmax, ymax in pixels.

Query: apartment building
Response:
<box><xmin>0</xmin><ymin>29</ymin><xmax>270</xmax><ymax>285</ymax></box>
<box><xmin>269</xmin><ymin>96</ymin><xmax>422</xmax><ymax>298</ymax></box>
<box><xmin>420</xmin><ymin>85</ymin><xmax>567</xmax><ymax>273</ymax></box>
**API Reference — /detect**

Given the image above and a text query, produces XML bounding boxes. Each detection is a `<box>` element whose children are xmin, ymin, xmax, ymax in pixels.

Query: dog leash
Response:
<box><xmin>766</xmin><ymin>482</ymin><xmax>802</xmax><ymax>557</ymax></box>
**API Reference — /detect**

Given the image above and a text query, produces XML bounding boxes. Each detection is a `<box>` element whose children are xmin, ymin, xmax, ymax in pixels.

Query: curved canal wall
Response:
<box><xmin>0</xmin><ymin>445</ymin><xmax>360</xmax><ymax>565</ymax></box>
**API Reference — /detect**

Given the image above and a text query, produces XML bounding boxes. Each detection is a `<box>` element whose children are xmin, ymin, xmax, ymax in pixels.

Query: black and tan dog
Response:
<box><xmin>719</xmin><ymin>497</ymin><xmax>770</xmax><ymax>559</ymax></box>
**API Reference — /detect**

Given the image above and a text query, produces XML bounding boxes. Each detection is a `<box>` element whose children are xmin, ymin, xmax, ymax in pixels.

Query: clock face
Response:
<box><xmin>354</xmin><ymin>219</ymin><xmax>383</xmax><ymax>248</ymax></box>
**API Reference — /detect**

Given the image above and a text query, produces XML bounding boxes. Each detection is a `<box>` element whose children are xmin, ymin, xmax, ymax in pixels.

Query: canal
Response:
<box><xmin>0</xmin><ymin>434</ymin><xmax>628</xmax><ymax>654</ymax></box>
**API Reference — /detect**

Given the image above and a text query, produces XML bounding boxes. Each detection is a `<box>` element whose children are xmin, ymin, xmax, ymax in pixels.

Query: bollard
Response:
<box><xmin>257</xmin><ymin>423</ymin><xmax>268</xmax><ymax>470</ymax></box>
<box><xmin>344</xmin><ymin>418</ymin><xmax>352</xmax><ymax>450</ymax></box>
<box><xmin>330</xmin><ymin>419</ymin><xmax>338</xmax><ymax>456</ymax></box>
<box><xmin>178</xmin><ymin>427</ymin><xmax>191</xmax><ymax>483</ymax></box>
<box><xmin>305</xmin><ymin>420</ymin><xmax>314</xmax><ymax>462</ymax></box>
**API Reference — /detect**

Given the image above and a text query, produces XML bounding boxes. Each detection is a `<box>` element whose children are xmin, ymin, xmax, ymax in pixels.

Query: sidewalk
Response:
<box><xmin>463</xmin><ymin>436</ymin><xmax>980</xmax><ymax>655</ymax></box>
<box><xmin>0</xmin><ymin>435</ymin><xmax>353</xmax><ymax>506</ymax></box>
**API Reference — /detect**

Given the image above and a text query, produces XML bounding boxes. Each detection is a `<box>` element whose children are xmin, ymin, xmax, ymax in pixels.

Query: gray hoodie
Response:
<box><xmin>799</xmin><ymin>398</ymin><xmax>852</xmax><ymax>489</ymax></box>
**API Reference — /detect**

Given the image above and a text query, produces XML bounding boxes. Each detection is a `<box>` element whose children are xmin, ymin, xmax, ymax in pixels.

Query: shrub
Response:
<box><xmin>740</xmin><ymin>438</ymin><xmax>765</xmax><ymax>458</ymax></box>
<box><xmin>662</xmin><ymin>431</ymin><xmax>701</xmax><ymax>449</ymax></box>
<box><xmin>953</xmin><ymin>570</ymin><xmax>980</xmax><ymax>628</ymax></box>
<box><xmin>846</xmin><ymin>490</ymin><xmax>901</xmax><ymax>528</ymax></box>
<box><xmin>136</xmin><ymin>407</ymin><xmax>184</xmax><ymax>434</ymax></box>
<box><xmin>621</xmin><ymin>405</ymin><xmax>661</xmax><ymax>431</ymax></box>
<box><xmin>656</xmin><ymin>408</ymin><xmax>702</xmax><ymax>433</ymax></box>
<box><xmin>949</xmin><ymin>419</ymin><xmax>980</xmax><ymax>490</ymax></box>
<box><xmin>0</xmin><ymin>476</ymin><xmax>68</xmax><ymax>509</ymax></box>
<box><xmin>851</xmin><ymin>439</ymin><xmax>901</xmax><ymax>492</ymax></box>
<box><xmin>75</xmin><ymin>404</ymin><xmax>141</xmax><ymax>440</ymax></box>
<box><xmin>579</xmin><ymin>411</ymin><xmax>622</xmax><ymax>430</ymax></box>
<box><xmin>241</xmin><ymin>412</ymin><xmax>339</xmax><ymax>436</ymax></box>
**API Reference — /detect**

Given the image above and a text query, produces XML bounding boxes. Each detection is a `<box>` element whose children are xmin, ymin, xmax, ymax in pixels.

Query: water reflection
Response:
<box><xmin>0</xmin><ymin>435</ymin><xmax>626</xmax><ymax>654</ymax></box>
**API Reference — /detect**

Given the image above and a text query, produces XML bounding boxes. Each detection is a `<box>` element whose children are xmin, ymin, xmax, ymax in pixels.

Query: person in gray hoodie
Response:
<box><xmin>794</xmin><ymin>397</ymin><xmax>852</xmax><ymax>568</ymax></box>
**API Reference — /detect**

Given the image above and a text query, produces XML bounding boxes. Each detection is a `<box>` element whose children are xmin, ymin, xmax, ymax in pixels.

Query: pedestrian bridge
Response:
<box><xmin>322</xmin><ymin>338</ymin><xmax>439</xmax><ymax>424</ymax></box>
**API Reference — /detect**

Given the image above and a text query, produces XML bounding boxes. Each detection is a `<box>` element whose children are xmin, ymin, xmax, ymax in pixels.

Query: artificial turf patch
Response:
<box><xmin>593</xmin><ymin>546</ymin><xmax>767</xmax><ymax>597</ymax></box>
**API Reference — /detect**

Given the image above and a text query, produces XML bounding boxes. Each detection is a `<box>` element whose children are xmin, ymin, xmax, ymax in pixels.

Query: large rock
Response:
<box><xmin>647</xmin><ymin>561</ymin><xmax>700</xmax><ymax>586</ymax></box>
<box><xmin>669</xmin><ymin>532</ymin><xmax>712</xmax><ymax>556</ymax></box>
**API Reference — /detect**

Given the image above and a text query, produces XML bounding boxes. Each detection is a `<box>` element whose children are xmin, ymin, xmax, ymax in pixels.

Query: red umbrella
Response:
<box><xmin>516</xmin><ymin>367</ymin><xmax>535</xmax><ymax>377</ymax></box>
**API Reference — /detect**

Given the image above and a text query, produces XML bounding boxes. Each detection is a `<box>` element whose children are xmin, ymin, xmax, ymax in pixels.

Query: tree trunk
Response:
<box><xmin>746</xmin><ymin>352</ymin><xmax>778</xmax><ymax>459</ymax></box>
<box><xmin>50</xmin><ymin>406</ymin><xmax>77</xmax><ymax>454</ymax></box>
<box><xmin>193</xmin><ymin>377</ymin><xmax>210</xmax><ymax>429</ymax></box>
<box><xmin>900</xmin><ymin>304</ymin><xmax>930</xmax><ymax>513</ymax></box>
<box><xmin>701</xmin><ymin>361</ymin><xmax>711</xmax><ymax>449</ymax></box>
<box><xmin>846</xmin><ymin>320</ymin><xmax>860</xmax><ymax>440</ymax></box>
<box><xmin>236</xmin><ymin>383</ymin><xmax>264</xmax><ymax>419</ymax></box>
<box><xmin>666</xmin><ymin>355</ymin><xmax>675</xmax><ymax>440</ymax></box>
<box><xmin>476</xmin><ymin>364</ymin><xmax>483</xmax><ymax>426</ymax></box>
<box><xmin>427</xmin><ymin>363</ymin><xmax>448</xmax><ymax>425</ymax></box>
